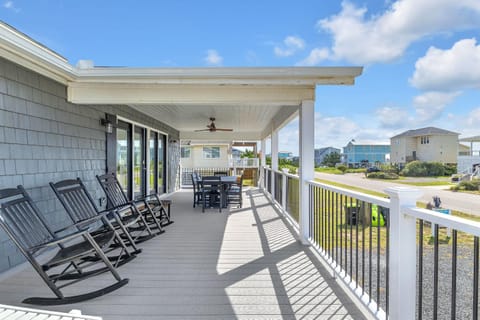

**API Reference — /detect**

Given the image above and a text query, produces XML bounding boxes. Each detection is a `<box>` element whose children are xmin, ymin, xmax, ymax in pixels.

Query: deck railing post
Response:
<box><xmin>282</xmin><ymin>172</ymin><xmax>287</xmax><ymax>210</ymax></box>
<box><xmin>299</xmin><ymin>100</ymin><xmax>314</xmax><ymax>245</ymax></box>
<box><xmin>385</xmin><ymin>187</ymin><xmax>422</xmax><ymax>320</ymax></box>
<box><xmin>271</xmin><ymin>130</ymin><xmax>279</xmax><ymax>202</ymax></box>
<box><xmin>260</xmin><ymin>139</ymin><xmax>266</xmax><ymax>190</ymax></box>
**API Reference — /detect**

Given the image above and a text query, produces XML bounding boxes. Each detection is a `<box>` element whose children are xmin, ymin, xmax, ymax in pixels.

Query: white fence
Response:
<box><xmin>260</xmin><ymin>166</ymin><xmax>480</xmax><ymax>320</ymax></box>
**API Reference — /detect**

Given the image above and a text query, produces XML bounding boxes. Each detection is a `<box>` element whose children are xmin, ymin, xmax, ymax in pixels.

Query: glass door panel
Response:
<box><xmin>133</xmin><ymin>126</ymin><xmax>146</xmax><ymax>199</ymax></box>
<box><xmin>149</xmin><ymin>131</ymin><xmax>157</xmax><ymax>194</ymax></box>
<box><xmin>157</xmin><ymin>134</ymin><xmax>165</xmax><ymax>194</ymax></box>
<box><xmin>116</xmin><ymin>121</ymin><xmax>131</xmax><ymax>199</ymax></box>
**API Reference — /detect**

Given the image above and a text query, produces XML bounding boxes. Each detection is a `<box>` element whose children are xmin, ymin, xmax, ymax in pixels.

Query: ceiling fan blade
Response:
<box><xmin>194</xmin><ymin>129</ymin><xmax>211</xmax><ymax>132</ymax></box>
<box><xmin>215</xmin><ymin>128</ymin><xmax>233</xmax><ymax>131</ymax></box>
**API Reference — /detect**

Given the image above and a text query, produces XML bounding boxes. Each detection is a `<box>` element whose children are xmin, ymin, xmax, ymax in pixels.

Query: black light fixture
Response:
<box><xmin>100</xmin><ymin>118</ymin><xmax>113</xmax><ymax>134</ymax></box>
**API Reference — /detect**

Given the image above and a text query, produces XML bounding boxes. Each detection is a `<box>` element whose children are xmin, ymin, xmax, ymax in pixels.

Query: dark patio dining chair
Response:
<box><xmin>191</xmin><ymin>173</ymin><xmax>203</xmax><ymax>208</ymax></box>
<box><xmin>201</xmin><ymin>175</ymin><xmax>223</xmax><ymax>213</ymax></box>
<box><xmin>96</xmin><ymin>173</ymin><xmax>166</xmax><ymax>234</ymax></box>
<box><xmin>50</xmin><ymin>178</ymin><xmax>141</xmax><ymax>259</ymax></box>
<box><xmin>0</xmin><ymin>185</ymin><xmax>129</xmax><ymax>305</ymax></box>
<box><xmin>227</xmin><ymin>175</ymin><xmax>244</xmax><ymax>208</ymax></box>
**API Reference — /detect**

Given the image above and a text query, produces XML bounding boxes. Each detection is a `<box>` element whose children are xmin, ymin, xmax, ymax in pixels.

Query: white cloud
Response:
<box><xmin>204</xmin><ymin>49</ymin><xmax>223</xmax><ymax>66</ymax></box>
<box><xmin>466</xmin><ymin>107</ymin><xmax>480</xmax><ymax>127</ymax></box>
<box><xmin>412</xmin><ymin>91</ymin><xmax>459</xmax><ymax>122</ymax></box>
<box><xmin>3</xmin><ymin>0</ymin><xmax>20</xmax><ymax>12</ymax></box>
<box><xmin>410</xmin><ymin>38</ymin><xmax>480</xmax><ymax>91</ymax></box>
<box><xmin>317</xmin><ymin>0</ymin><xmax>480</xmax><ymax>64</ymax></box>
<box><xmin>375</xmin><ymin>106</ymin><xmax>410</xmax><ymax>128</ymax></box>
<box><xmin>274</xmin><ymin>36</ymin><xmax>305</xmax><ymax>57</ymax></box>
<box><xmin>296</xmin><ymin>48</ymin><xmax>330</xmax><ymax>66</ymax></box>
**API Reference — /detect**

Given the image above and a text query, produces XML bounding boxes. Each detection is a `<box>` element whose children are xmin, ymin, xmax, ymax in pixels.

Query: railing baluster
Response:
<box><xmin>451</xmin><ymin>229</ymin><xmax>457</xmax><ymax>320</ymax></box>
<box><xmin>433</xmin><ymin>224</ymin><xmax>439</xmax><ymax>320</ymax></box>
<box><xmin>377</xmin><ymin>203</ymin><xmax>381</xmax><ymax>311</ymax></box>
<box><xmin>418</xmin><ymin>219</ymin><xmax>424</xmax><ymax>320</ymax></box>
<box><xmin>362</xmin><ymin>202</ymin><xmax>365</xmax><ymax>295</ymax></box>
<box><xmin>369</xmin><ymin>203</ymin><xmax>373</xmax><ymax>302</ymax></box>
<box><xmin>386</xmin><ymin>207</ymin><xmax>390</xmax><ymax>317</ymax></box>
<box><xmin>474</xmin><ymin>236</ymin><xmax>479</xmax><ymax>320</ymax></box>
<box><xmin>355</xmin><ymin>201</ymin><xmax>359</xmax><ymax>287</ymax></box>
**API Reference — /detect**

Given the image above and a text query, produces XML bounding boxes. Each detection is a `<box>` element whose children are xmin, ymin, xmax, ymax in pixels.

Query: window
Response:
<box><xmin>203</xmin><ymin>146</ymin><xmax>220</xmax><ymax>159</ymax></box>
<box><xmin>181</xmin><ymin>146</ymin><xmax>191</xmax><ymax>158</ymax></box>
<box><xmin>421</xmin><ymin>136</ymin><xmax>430</xmax><ymax>144</ymax></box>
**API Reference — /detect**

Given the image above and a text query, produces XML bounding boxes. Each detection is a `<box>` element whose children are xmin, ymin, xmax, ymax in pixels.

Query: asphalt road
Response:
<box><xmin>315</xmin><ymin>172</ymin><xmax>480</xmax><ymax>217</ymax></box>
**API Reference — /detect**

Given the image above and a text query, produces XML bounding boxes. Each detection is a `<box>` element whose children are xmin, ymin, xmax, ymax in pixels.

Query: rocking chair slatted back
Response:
<box><xmin>0</xmin><ymin>186</ymin><xmax>54</xmax><ymax>252</ymax></box>
<box><xmin>96</xmin><ymin>173</ymin><xmax>129</xmax><ymax>208</ymax></box>
<box><xmin>50</xmin><ymin>179</ymin><xmax>99</xmax><ymax>223</ymax></box>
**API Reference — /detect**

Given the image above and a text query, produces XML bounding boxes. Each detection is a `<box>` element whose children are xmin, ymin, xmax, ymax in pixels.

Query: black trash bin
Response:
<box><xmin>345</xmin><ymin>203</ymin><xmax>360</xmax><ymax>225</ymax></box>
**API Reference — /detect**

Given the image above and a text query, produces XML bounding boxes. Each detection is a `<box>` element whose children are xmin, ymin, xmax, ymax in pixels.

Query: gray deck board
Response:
<box><xmin>0</xmin><ymin>188</ymin><xmax>367</xmax><ymax>320</ymax></box>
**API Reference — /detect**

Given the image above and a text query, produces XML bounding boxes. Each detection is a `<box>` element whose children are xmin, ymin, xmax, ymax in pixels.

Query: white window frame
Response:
<box><xmin>203</xmin><ymin>146</ymin><xmax>220</xmax><ymax>159</ymax></box>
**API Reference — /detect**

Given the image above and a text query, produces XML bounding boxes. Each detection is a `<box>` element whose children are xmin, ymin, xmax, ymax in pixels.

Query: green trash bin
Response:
<box><xmin>371</xmin><ymin>204</ymin><xmax>385</xmax><ymax>227</ymax></box>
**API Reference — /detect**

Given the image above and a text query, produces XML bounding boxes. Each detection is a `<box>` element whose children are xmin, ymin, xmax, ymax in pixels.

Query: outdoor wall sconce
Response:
<box><xmin>100</xmin><ymin>118</ymin><xmax>113</xmax><ymax>134</ymax></box>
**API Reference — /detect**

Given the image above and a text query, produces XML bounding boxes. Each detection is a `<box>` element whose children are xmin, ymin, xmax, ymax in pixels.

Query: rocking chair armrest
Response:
<box><xmin>31</xmin><ymin>229</ymin><xmax>90</xmax><ymax>251</ymax></box>
<box><xmin>54</xmin><ymin>214</ymin><xmax>107</xmax><ymax>235</ymax></box>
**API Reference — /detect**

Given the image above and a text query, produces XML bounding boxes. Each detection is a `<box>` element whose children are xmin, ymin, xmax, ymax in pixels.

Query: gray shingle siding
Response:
<box><xmin>0</xmin><ymin>57</ymin><xmax>179</xmax><ymax>273</ymax></box>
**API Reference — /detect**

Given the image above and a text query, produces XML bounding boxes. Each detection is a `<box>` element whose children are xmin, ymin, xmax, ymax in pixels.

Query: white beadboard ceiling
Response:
<box><xmin>129</xmin><ymin>103</ymin><xmax>298</xmax><ymax>141</ymax></box>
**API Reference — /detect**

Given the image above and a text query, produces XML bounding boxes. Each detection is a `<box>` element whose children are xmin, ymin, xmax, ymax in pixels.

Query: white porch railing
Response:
<box><xmin>260</xmin><ymin>166</ymin><xmax>480</xmax><ymax>320</ymax></box>
<box><xmin>229</xmin><ymin>157</ymin><xmax>259</xmax><ymax>168</ymax></box>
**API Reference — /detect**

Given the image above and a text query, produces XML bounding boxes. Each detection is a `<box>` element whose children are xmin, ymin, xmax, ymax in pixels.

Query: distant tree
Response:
<box><xmin>322</xmin><ymin>152</ymin><xmax>341</xmax><ymax>167</ymax></box>
<box><xmin>240</xmin><ymin>150</ymin><xmax>255</xmax><ymax>158</ymax></box>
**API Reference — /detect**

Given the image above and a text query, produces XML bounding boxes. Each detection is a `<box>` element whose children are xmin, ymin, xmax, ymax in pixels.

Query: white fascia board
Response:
<box><xmin>68</xmin><ymin>83</ymin><xmax>315</xmax><ymax>105</ymax></box>
<box><xmin>74</xmin><ymin>66</ymin><xmax>363</xmax><ymax>86</ymax></box>
<box><xmin>0</xmin><ymin>22</ymin><xmax>76</xmax><ymax>84</ymax></box>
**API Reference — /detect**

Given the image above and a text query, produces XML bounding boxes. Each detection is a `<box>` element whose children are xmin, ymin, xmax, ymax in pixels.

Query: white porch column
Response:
<box><xmin>299</xmin><ymin>100</ymin><xmax>314</xmax><ymax>245</ymax></box>
<box><xmin>260</xmin><ymin>138</ymin><xmax>267</xmax><ymax>189</ymax></box>
<box><xmin>271</xmin><ymin>130</ymin><xmax>279</xmax><ymax>200</ymax></box>
<box><xmin>385</xmin><ymin>187</ymin><xmax>422</xmax><ymax>320</ymax></box>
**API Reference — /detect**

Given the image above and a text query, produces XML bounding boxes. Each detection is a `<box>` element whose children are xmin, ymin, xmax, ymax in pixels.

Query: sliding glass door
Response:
<box><xmin>116</xmin><ymin>120</ymin><xmax>132</xmax><ymax>199</ymax></box>
<box><xmin>112</xmin><ymin>117</ymin><xmax>167</xmax><ymax>200</ymax></box>
<box><xmin>133</xmin><ymin>126</ymin><xmax>146</xmax><ymax>199</ymax></box>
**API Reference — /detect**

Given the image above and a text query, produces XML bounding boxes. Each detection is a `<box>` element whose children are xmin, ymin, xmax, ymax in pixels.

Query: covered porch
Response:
<box><xmin>0</xmin><ymin>188</ymin><xmax>366</xmax><ymax>320</ymax></box>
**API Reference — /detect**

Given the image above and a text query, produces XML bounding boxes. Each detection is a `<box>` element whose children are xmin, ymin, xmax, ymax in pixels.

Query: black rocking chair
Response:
<box><xmin>96</xmin><ymin>173</ymin><xmax>166</xmax><ymax>235</ymax></box>
<box><xmin>0</xmin><ymin>185</ymin><xmax>129</xmax><ymax>305</ymax></box>
<box><xmin>49</xmin><ymin>178</ymin><xmax>141</xmax><ymax>260</ymax></box>
<box><xmin>51</xmin><ymin>178</ymin><xmax>155</xmax><ymax>249</ymax></box>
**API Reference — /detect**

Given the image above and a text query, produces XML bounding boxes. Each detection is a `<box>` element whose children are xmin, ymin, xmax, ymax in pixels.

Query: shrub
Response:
<box><xmin>336</xmin><ymin>165</ymin><xmax>347</xmax><ymax>174</ymax></box>
<box><xmin>367</xmin><ymin>172</ymin><xmax>399</xmax><ymax>180</ymax></box>
<box><xmin>451</xmin><ymin>180</ymin><xmax>480</xmax><ymax>191</ymax></box>
<box><xmin>400</xmin><ymin>161</ymin><xmax>450</xmax><ymax>177</ymax></box>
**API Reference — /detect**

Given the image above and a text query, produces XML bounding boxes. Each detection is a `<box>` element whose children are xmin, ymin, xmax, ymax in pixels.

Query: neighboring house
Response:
<box><xmin>231</xmin><ymin>148</ymin><xmax>242</xmax><ymax>158</ymax></box>
<box><xmin>343</xmin><ymin>140</ymin><xmax>390</xmax><ymax>167</ymax></box>
<box><xmin>390</xmin><ymin>127</ymin><xmax>459</xmax><ymax>165</ymax></box>
<box><xmin>180</xmin><ymin>144</ymin><xmax>230</xmax><ymax>168</ymax></box>
<box><xmin>314</xmin><ymin>147</ymin><xmax>341</xmax><ymax>166</ymax></box>
<box><xmin>458</xmin><ymin>135</ymin><xmax>480</xmax><ymax>173</ymax></box>
<box><xmin>278</xmin><ymin>151</ymin><xmax>293</xmax><ymax>159</ymax></box>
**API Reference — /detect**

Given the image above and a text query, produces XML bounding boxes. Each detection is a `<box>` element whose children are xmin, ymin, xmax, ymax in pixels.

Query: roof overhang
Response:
<box><xmin>0</xmin><ymin>21</ymin><xmax>363</xmax><ymax>141</ymax></box>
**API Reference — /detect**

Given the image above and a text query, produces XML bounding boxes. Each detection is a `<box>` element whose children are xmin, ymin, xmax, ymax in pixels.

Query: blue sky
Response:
<box><xmin>2</xmin><ymin>0</ymin><xmax>480</xmax><ymax>155</ymax></box>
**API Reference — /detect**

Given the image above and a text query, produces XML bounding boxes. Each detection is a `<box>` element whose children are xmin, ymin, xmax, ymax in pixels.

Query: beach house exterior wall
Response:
<box><xmin>314</xmin><ymin>147</ymin><xmax>341</xmax><ymax>166</ymax></box>
<box><xmin>342</xmin><ymin>141</ymin><xmax>390</xmax><ymax>167</ymax></box>
<box><xmin>390</xmin><ymin>127</ymin><xmax>459</xmax><ymax>164</ymax></box>
<box><xmin>0</xmin><ymin>57</ymin><xmax>179</xmax><ymax>273</ymax></box>
<box><xmin>180</xmin><ymin>144</ymin><xmax>229</xmax><ymax>168</ymax></box>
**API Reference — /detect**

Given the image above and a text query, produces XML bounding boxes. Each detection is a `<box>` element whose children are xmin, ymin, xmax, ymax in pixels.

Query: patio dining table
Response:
<box><xmin>201</xmin><ymin>175</ymin><xmax>240</xmax><ymax>209</ymax></box>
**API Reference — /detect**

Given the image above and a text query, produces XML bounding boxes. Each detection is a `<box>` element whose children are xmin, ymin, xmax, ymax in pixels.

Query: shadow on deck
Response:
<box><xmin>0</xmin><ymin>188</ymin><xmax>367</xmax><ymax>320</ymax></box>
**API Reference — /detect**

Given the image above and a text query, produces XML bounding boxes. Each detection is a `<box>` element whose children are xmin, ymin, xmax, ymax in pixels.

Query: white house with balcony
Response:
<box><xmin>390</xmin><ymin>126</ymin><xmax>459</xmax><ymax>165</ymax></box>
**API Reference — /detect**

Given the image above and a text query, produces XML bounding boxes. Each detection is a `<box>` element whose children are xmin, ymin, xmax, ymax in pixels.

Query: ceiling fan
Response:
<box><xmin>194</xmin><ymin>117</ymin><xmax>233</xmax><ymax>132</ymax></box>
